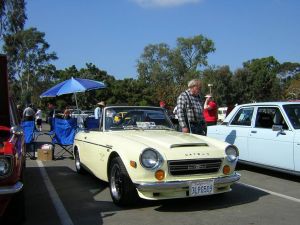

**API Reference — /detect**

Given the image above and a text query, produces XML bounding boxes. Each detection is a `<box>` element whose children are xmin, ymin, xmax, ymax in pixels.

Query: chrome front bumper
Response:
<box><xmin>135</xmin><ymin>172</ymin><xmax>240</xmax><ymax>191</ymax></box>
<box><xmin>0</xmin><ymin>181</ymin><xmax>23</xmax><ymax>195</ymax></box>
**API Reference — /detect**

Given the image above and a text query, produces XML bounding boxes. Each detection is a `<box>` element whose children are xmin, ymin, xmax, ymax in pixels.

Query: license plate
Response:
<box><xmin>189</xmin><ymin>180</ymin><xmax>214</xmax><ymax>197</ymax></box>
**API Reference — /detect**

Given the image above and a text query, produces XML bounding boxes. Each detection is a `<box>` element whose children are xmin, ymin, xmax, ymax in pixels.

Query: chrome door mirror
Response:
<box><xmin>10</xmin><ymin>126</ymin><xmax>23</xmax><ymax>136</ymax></box>
<box><xmin>272</xmin><ymin>125</ymin><xmax>286</xmax><ymax>135</ymax></box>
<box><xmin>272</xmin><ymin>125</ymin><xmax>282</xmax><ymax>131</ymax></box>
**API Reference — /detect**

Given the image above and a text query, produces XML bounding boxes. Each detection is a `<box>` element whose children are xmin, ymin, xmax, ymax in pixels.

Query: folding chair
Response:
<box><xmin>85</xmin><ymin>117</ymin><xmax>99</xmax><ymax>129</ymax></box>
<box><xmin>21</xmin><ymin>120</ymin><xmax>36</xmax><ymax>159</ymax></box>
<box><xmin>51</xmin><ymin>118</ymin><xmax>77</xmax><ymax>159</ymax></box>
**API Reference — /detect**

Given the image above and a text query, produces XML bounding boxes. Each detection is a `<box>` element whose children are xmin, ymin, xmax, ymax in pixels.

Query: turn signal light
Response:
<box><xmin>130</xmin><ymin>160</ymin><xmax>137</xmax><ymax>168</ymax></box>
<box><xmin>223</xmin><ymin>165</ymin><xmax>231</xmax><ymax>175</ymax></box>
<box><xmin>155</xmin><ymin>170</ymin><xmax>165</xmax><ymax>180</ymax></box>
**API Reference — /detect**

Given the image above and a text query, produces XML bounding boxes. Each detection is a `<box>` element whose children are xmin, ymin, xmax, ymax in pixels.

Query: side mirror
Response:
<box><xmin>272</xmin><ymin>125</ymin><xmax>286</xmax><ymax>135</ymax></box>
<box><xmin>10</xmin><ymin>126</ymin><xmax>23</xmax><ymax>136</ymax></box>
<box><xmin>272</xmin><ymin>125</ymin><xmax>283</xmax><ymax>131</ymax></box>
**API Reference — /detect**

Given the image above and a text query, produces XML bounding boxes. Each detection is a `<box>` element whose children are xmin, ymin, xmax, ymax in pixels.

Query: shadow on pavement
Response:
<box><xmin>236</xmin><ymin>163</ymin><xmax>300</xmax><ymax>182</ymax></box>
<box><xmin>154</xmin><ymin>182</ymin><xmax>267</xmax><ymax>212</ymax></box>
<box><xmin>24</xmin><ymin>165</ymin><xmax>120</xmax><ymax>225</ymax></box>
<box><xmin>24</xmin><ymin>163</ymin><xmax>271</xmax><ymax>224</ymax></box>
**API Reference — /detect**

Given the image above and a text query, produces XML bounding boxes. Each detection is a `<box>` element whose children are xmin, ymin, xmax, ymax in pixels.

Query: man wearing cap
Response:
<box><xmin>203</xmin><ymin>95</ymin><xmax>218</xmax><ymax>126</ymax></box>
<box><xmin>176</xmin><ymin>79</ymin><xmax>206</xmax><ymax>135</ymax></box>
<box><xmin>94</xmin><ymin>101</ymin><xmax>105</xmax><ymax>120</ymax></box>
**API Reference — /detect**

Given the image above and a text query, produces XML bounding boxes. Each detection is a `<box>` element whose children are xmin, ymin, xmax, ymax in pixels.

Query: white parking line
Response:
<box><xmin>239</xmin><ymin>182</ymin><xmax>300</xmax><ymax>203</ymax></box>
<box><xmin>37</xmin><ymin>160</ymin><xmax>74</xmax><ymax>225</ymax></box>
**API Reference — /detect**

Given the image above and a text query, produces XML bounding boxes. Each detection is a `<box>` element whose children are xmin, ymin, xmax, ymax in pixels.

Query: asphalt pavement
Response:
<box><xmin>20</xmin><ymin>122</ymin><xmax>300</xmax><ymax>225</ymax></box>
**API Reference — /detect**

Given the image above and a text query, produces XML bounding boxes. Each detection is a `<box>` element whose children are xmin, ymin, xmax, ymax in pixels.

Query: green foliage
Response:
<box><xmin>137</xmin><ymin>34</ymin><xmax>215</xmax><ymax>107</ymax></box>
<box><xmin>202</xmin><ymin>66</ymin><xmax>233</xmax><ymax>106</ymax></box>
<box><xmin>277</xmin><ymin>62</ymin><xmax>300</xmax><ymax>97</ymax></box>
<box><xmin>242</xmin><ymin>56</ymin><xmax>281</xmax><ymax>102</ymax></box>
<box><xmin>0</xmin><ymin>0</ymin><xmax>26</xmax><ymax>42</ymax></box>
<box><xmin>231</xmin><ymin>68</ymin><xmax>254</xmax><ymax>104</ymax></box>
<box><xmin>3</xmin><ymin>27</ymin><xmax>57</xmax><ymax>105</ymax></box>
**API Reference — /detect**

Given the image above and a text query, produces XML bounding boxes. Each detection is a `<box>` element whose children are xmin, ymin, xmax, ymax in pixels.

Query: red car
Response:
<box><xmin>0</xmin><ymin>55</ymin><xmax>26</xmax><ymax>224</ymax></box>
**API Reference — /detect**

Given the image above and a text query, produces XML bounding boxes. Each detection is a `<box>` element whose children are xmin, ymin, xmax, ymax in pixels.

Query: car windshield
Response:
<box><xmin>104</xmin><ymin>107</ymin><xmax>174</xmax><ymax>131</ymax></box>
<box><xmin>283</xmin><ymin>104</ymin><xmax>300</xmax><ymax>129</ymax></box>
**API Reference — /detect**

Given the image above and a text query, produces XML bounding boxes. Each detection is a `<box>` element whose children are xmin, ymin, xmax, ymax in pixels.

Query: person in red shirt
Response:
<box><xmin>203</xmin><ymin>95</ymin><xmax>218</xmax><ymax>126</ymax></box>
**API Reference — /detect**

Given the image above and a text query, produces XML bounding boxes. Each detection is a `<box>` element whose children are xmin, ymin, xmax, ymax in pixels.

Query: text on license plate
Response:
<box><xmin>189</xmin><ymin>180</ymin><xmax>214</xmax><ymax>197</ymax></box>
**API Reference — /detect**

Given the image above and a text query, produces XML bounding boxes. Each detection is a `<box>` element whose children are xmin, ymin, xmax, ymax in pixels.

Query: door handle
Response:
<box><xmin>251</xmin><ymin>131</ymin><xmax>257</xmax><ymax>133</ymax></box>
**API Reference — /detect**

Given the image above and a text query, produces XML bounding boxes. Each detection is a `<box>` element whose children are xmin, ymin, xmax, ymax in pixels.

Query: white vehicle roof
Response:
<box><xmin>223</xmin><ymin>101</ymin><xmax>300</xmax><ymax>123</ymax></box>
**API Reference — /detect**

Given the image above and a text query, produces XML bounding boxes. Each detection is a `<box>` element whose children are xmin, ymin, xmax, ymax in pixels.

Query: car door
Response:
<box><xmin>209</xmin><ymin>106</ymin><xmax>254</xmax><ymax>161</ymax></box>
<box><xmin>247</xmin><ymin>106</ymin><xmax>294</xmax><ymax>170</ymax></box>
<box><xmin>283</xmin><ymin>104</ymin><xmax>300</xmax><ymax>172</ymax></box>
<box><xmin>294</xmin><ymin>132</ymin><xmax>300</xmax><ymax>172</ymax></box>
<box><xmin>226</xmin><ymin>107</ymin><xmax>254</xmax><ymax>161</ymax></box>
<box><xmin>82</xmin><ymin>130</ymin><xmax>108</xmax><ymax>177</ymax></box>
<box><xmin>80</xmin><ymin>114</ymin><xmax>109</xmax><ymax>179</ymax></box>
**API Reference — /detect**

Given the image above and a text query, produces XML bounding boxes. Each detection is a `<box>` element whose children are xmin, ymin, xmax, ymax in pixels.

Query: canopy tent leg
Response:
<box><xmin>74</xmin><ymin>93</ymin><xmax>79</xmax><ymax>110</ymax></box>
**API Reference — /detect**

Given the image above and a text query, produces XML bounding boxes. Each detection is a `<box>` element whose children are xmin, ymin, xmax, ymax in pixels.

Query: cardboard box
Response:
<box><xmin>37</xmin><ymin>149</ymin><xmax>53</xmax><ymax>161</ymax></box>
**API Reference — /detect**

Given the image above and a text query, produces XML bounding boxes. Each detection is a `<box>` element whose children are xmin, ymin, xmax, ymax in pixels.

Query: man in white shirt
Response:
<box><xmin>35</xmin><ymin>108</ymin><xmax>43</xmax><ymax>131</ymax></box>
<box><xmin>94</xmin><ymin>101</ymin><xmax>105</xmax><ymax>119</ymax></box>
<box><xmin>23</xmin><ymin>104</ymin><xmax>35</xmax><ymax>121</ymax></box>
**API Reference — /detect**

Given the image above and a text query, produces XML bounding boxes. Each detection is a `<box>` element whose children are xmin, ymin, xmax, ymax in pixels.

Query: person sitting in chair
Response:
<box><xmin>63</xmin><ymin>107</ymin><xmax>71</xmax><ymax>119</ymax></box>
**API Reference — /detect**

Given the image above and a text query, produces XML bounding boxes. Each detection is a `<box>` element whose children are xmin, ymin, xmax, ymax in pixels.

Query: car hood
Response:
<box><xmin>110</xmin><ymin>130</ymin><xmax>227</xmax><ymax>160</ymax></box>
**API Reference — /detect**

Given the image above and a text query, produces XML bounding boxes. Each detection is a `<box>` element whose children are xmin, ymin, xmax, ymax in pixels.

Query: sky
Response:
<box><xmin>25</xmin><ymin>0</ymin><xmax>300</xmax><ymax>80</ymax></box>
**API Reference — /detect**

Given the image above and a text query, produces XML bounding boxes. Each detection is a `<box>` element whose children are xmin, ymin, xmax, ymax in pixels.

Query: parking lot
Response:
<box><xmin>20</xmin><ymin>155</ymin><xmax>300</xmax><ymax>225</ymax></box>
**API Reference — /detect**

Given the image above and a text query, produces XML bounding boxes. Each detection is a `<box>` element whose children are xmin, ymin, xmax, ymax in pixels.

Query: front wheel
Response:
<box><xmin>109</xmin><ymin>157</ymin><xmax>138</xmax><ymax>206</ymax></box>
<box><xmin>74</xmin><ymin>149</ymin><xmax>85</xmax><ymax>174</ymax></box>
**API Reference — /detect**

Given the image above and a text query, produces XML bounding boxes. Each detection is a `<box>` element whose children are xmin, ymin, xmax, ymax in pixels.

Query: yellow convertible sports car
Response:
<box><xmin>73</xmin><ymin>106</ymin><xmax>240</xmax><ymax>206</ymax></box>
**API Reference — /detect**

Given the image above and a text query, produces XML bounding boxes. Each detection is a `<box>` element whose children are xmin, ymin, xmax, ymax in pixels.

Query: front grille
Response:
<box><xmin>168</xmin><ymin>159</ymin><xmax>222</xmax><ymax>176</ymax></box>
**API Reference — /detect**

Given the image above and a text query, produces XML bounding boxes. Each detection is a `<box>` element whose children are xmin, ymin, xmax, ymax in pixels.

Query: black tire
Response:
<box><xmin>109</xmin><ymin>156</ymin><xmax>138</xmax><ymax>206</ymax></box>
<box><xmin>74</xmin><ymin>149</ymin><xmax>86</xmax><ymax>174</ymax></box>
<box><xmin>2</xmin><ymin>188</ymin><xmax>26</xmax><ymax>225</ymax></box>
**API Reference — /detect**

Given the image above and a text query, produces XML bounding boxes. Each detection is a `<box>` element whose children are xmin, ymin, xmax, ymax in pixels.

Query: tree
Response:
<box><xmin>242</xmin><ymin>56</ymin><xmax>281</xmax><ymax>102</ymax></box>
<box><xmin>137</xmin><ymin>43</ymin><xmax>175</xmax><ymax>106</ymax></box>
<box><xmin>284</xmin><ymin>74</ymin><xmax>300</xmax><ymax>99</ymax></box>
<box><xmin>3</xmin><ymin>27</ymin><xmax>57</xmax><ymax>103</ymax></box>
<box><xmin>110</xmin><ymin>78</ymin><xmax>151</xmax><ymax>106</ymax></box>
<box><xmin>176</xmin><ymin>35</ymin><xmax>215</xmax><ymax>70</ymax></box>
<box><xmin>277</xmin><ymin>62</ymin><xmax>300</xmax><ymax>98</ymax></box>
<box><xmin>0</xmin><ymin>0</ymin><xmax>26</xmax><ymax>45</ymax></box>
<box><xmin>137</xmin><ymin>34</ymin><xmax>215</xmax><ymax>107</ymax></box>
<box><xmin>231</xmin><ymin>68</ymin><xmax>254</xmax><ymax>104</ymax></box>
<box><xmin>202</xmin><ymin>66</ymin><xmax>233</xmax><ymax>106</ymax></box>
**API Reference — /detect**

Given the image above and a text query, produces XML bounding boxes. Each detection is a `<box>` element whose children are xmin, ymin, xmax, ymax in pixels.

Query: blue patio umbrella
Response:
<box><xmin>40</xmin><ymin>77</ymin><xmax>106</xmax><ymax>109</ymax></box>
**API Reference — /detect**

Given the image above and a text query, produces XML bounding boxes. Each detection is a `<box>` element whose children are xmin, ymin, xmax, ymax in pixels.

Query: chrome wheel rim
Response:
<box><xmin>110</xmin><ymin>164</ymin><xmax>122</xmax><ymax>200</ymax></box>
<box><xmin>75</xmin><ymin>152</ymin><xmax>81</xmax><ymax>170</ymax></box>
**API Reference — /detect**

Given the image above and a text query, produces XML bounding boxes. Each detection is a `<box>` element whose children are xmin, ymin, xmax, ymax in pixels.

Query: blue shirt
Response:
<box><xmin>94</xmin><ymin>107</ymin><xmax>102</xmax><ymax>119</ymax></box>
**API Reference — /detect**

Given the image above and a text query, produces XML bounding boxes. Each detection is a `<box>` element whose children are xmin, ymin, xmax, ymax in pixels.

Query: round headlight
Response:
<box><xmin>225</xmin><ymin>145</ymin><xmax>239</xmax><ymax>162</ymax></box>
<box><xmin>140</xmin><ymin>148</ymin><xmax>163</xmax><ymax>170</ymax></box>
<box><xmin>0</xmin><ymin>158</ymin><xmax>11</xmax><ymax>176</ymax></box>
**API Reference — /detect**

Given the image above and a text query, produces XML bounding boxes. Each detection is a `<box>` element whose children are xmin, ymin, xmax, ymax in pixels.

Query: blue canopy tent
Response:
<box><xmin>40</xmin><ymin>77</ymin><xmax>106</xmax><ymax>109</ymax></box>
<box><xmin>39</xmin><ymin>77</ymin><xmax>106</xmax><ymax>158</ymax></box>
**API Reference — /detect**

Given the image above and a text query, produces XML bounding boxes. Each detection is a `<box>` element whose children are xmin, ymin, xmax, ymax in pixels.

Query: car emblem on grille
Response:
<box><xmin>185</xmin><ymin>152</ymin><xmax>210</xmax><ymax>157</ymax></box>
<box><xmin>188</xmin><ymin>164</ymin><xmax>206</xmax><ymax>170</ymax></box>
